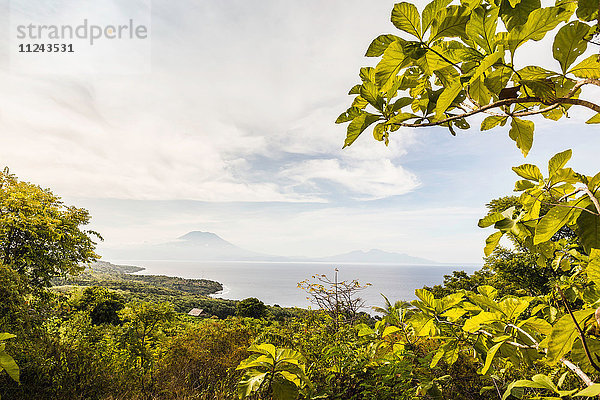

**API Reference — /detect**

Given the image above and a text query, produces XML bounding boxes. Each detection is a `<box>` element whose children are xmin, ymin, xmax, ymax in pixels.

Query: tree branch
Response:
<box><xmin>561</xmin><ymin>357</ymin><xmax>595</xmax><ymax>387</ymax></box>
<box><xmin>389</xmin><ymin>79</ymin><xmax>600</xmax><ymax>128</ymax></box>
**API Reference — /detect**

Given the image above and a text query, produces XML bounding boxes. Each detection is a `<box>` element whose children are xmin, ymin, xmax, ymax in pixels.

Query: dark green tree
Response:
<box><xmin>77</xmin><ymin>286</ymin><xmax>125</xmax><ymax>325</ymax></box>
<box><xmin>236</xmin><ymin>297</ymin><xmax>267</xmax><ymax>319</ymax></box>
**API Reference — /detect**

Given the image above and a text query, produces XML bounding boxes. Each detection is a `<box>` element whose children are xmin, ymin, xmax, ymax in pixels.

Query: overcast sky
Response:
<box><xmin>1</xmin><ymin>0</ymin><xmax>599</xmax><ymax>263</ymax></box>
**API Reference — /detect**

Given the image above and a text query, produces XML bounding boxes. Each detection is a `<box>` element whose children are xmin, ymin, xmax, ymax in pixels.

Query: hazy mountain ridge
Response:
<box><xmin>311</xmin><ymin>249</ymin><xmax>438</xmax><ymax>264</ymax></box>
<box><xmin>102</xmin><ymin>231</ymin><xmax>439</xmax><ymax>264</ymax></box>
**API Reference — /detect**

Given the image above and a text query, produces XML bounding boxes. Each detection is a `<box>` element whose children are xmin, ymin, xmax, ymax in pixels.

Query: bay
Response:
<box><xmin>115</xmin><ymin>260</ymin><xmax>480</xmax><ymax>310</ymax></box>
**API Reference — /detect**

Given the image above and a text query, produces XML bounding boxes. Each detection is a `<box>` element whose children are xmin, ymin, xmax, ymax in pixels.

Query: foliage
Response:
<box><xmin>0</xmin><ymin>168</ymin><xmax>100</xmax><ymax>287</ymax></box>
<box><xmin>54</xmin><ymin>263</ymin><xmax>223</xmax><ymax>297</ymax></box>
<box><xmin>237</xmin><ymin>298</ymin><xmax>268</xmax><ymax>319</ymax></box>
<box><xmin>337</xmin><ymin>0</ymin><xmax>600</xmax><ymax>155</ymax></box>
<box><xmin>75</xmin><ymin>286</ymin><xmax>126</xmax><ymax>325</ymax></box>
<box><xmin>155</xmin><ymin>319</ymin><xmax>252</xmax><ymax>399</ymax></box>
<box><xmin>236</xmin><ymin>343</ymin><xmax>312</xmax><ymax>400</ymax></box>
<box><xmin>119</xmin><ymin>301</ymin><xmax>176</xmax><ymax>397</ymax></box>
<box><xmin>350</xmin><ymin>152</ymin><xmax>600</xmax><ymax>399</ymax></box>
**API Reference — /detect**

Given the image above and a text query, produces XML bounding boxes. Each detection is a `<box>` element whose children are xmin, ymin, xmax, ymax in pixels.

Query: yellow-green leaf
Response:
<box><xmin>509</xmin><ymin>118</ymin><xmax>534</xmax><ymax>157</ymax></box>
<box><xmin>391</xmin><ymin>3</ymin><xmax>421</xmax><ymax>39</ymax></box>
<box><xmin>481</xmin><ymin>115</ymin><xmax>507</xmax><ymax>131</ymax></box>
<box><xmin>466</xmin><ymin>6</ymin><xmax>499</xmax><ymax>54</ymax></box>
<box><xmin>512</xmin><ymin>163</ymin><xmax>543</xmax><ymax>181</ymax></box>
<box><xmin>435</xmin><ymin>80</ymin><xmax>463</xmax><ymax>119</ymax></box>
<box><xmin>343</xmin><ymin>113</ymin><xmax>381</xmax><ymax>148</ymax></box>
<box><xmin>548</xmin><ymin>149</ymin><xmax>572</xmax><ymax>176</ymax></box>
<box><xmin>375</xmin><ymin>41</ymin><xmax>410</xmax><ymax>89</ymax></box>
<box><xmin>552</xmin><ymin>21</ymin><xmax>591</xmax><ymax>74</ymax></box>
<box><xmin>481</xmin><ymin>342</ymin><xmax>503</xmax><ymax>374</ymax></box>
<box><xmin>535</xmin><ymin>205</ymin><xmax>578</xmax><ymax>244</ymax></box>
<box><xmin>546</xmin><ymin>309</ymin><xmax>594</xmax><ymax>365</ymax></box>
<box><xmin>568</xmin><ymin>55</ymin><xmax>600</xmax><ymax>79</ymax></box>
<box><xmin>484</xmin><ymin>231</ymin><xmax>503</xmax><ymax>256</ymax></box>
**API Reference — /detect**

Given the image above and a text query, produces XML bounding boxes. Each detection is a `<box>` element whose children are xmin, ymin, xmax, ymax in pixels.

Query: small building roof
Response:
<box><xmin>188</xmin><ymin>308</ymin><xmax>204</xmax><ymax>317</ymax></box>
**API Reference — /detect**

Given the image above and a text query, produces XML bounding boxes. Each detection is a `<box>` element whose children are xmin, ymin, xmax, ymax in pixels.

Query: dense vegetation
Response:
<box><xmin>1</xmin><ymin>0</ymin><xmax>600</xmax><ymax>399</ymax></box>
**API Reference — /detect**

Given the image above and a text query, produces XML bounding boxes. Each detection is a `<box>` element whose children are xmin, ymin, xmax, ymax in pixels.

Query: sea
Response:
<box><xmin>116</xmin><ymin>260</ymin><xmax>481</xmax><ymax>311</ymax></box>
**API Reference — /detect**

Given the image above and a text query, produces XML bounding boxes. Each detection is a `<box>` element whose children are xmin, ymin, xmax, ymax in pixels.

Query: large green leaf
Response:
<box><xmin>430</xmin><ymin>340</ymin><xmax>460</xmax><ymax>367</ymax></box>
<box><xmin>546</xmin><ymin>309</ymin><xmax>594</xmax><ymax>365</ymax></box>
<box><xmin>484</xmin><ymin>67</ymin><xmax>512</xmax><ymax>95</ymax></box>
<box><xmin>463</xmin><ymin>311</ymin><xmax>498</xmax><ymax>332</ymax></box>
<box><xmin>335</xmin><ymin>107</ymin><xmax>361</xmax><ymax>124</ymax></box>
<box><xmin>0</xmin><ymin>350</ymin><xmax>19</xmax><ymax>383</ymax></box>
<box><xmin>509</xmin><ymin>118</ymin><xmax>534</xmax><ymax>157</ymax></box>
<box><xmin>251</xmin><ymin>343</ymin><xmax>277</xmax><ymax>359</ymax></box>
<box><xmin>481</xmin><ymin>342</ymin><xmax>503</xmax><ymax>374</ymax></box>
<box><xmin>343</xmin><ymin>113</ymin><xmax>381</xmax><ymax>148</ymax></box>
<box><xmin>574</xmin><ymin>384</ymin><xmax>600</xmax><ymax>397</ymax></box>
<box><xmin>272</xmin><ymin>376</ymin><xmax>299</xmax><ymax>400</ymax></box>
<box><xmin>360</xmin><ymin>82</ymin><xmax>384</xmax><ymax>111</ymax></box>
<box><xmin>576</xmin><ymin>0</ymin><xmax>599</xmax><ymax>21</ymax></box>
<box><xmin>534</xmin><ymin>205</ymin><xmax>576</xmax><ymax>244</ymax></box>
<box><xmin>409</xmin><ymin>313</ymin><xmax>436</xmax><ymax>336</ymax></box>
<box><xmin>435</xmin><ymin>80</ymin><xmax>463</xmax><ymax>119</ymax></box>
<box><xmin>469</xmin><ymin>51</ymin><xmax>503</xmax><ymax>85</ymax></box>
<box><xmin>388</xmin><ymin>112</ymin><xmax>418</xmax><ymax>124</ymax></box>
<box><xmin>359</xmin><ymin>67</ymin><xmax>376</xmax><ymax>83</ymax></box>
<box><xmin>484</xmin><ymin>231</ymin><xmax>503</xmax><ymax>256</ymax></box>
<box><xmin>415</xmin><ymin>288</ymin><xmax>436</xmax><ymax>309</ymax></box>
<box><xmin>391</xmin><ymin>3</ymin><xmax>421</xmax><ymax>39</ymax></box>
<box><xmin>572</xmin><ymin>336</ymin><xmax>600</xmax><ymax>373</ymax></box>
<box><xmin>422</xmin><ymin>0</ymin><xmax>452</xmax><ymax>35</ymax></box>
<box><xmin>552</xmin><ymin>21</ymin><xmax>591</xmax><ymax>74</ymax></box>
<box><xmin>568</xmin><ymin>55</ymin><xmax>600</xmax><ymax>79</ymax></box>
<box><xmin>466</xmin><ymin>6</ymin><xmax>499</xmax><ymax>53</ymax></box>
<box><xmin>517</xmin><ymin>66</ymin><xmax>559</xmax><ymax>80</ymax></box>
<box><xmin>479</xmin><ymin>212</ymin><xmax>505</xmax><ymax>228</ymax></box>
<box><xmin>507</xmin><ymin>7</ymin><xmax>571</xmax><ymax>53</ymax></box>
<box><xmin>497</xmin><ymin>297</ymin><xmax>529</xmax><ymax>320</ymax></box>
<box><xmin>519</xmin><ymin>317</ymin><xmax>552</xmax><ymax>335</ymax></box>
<box><xmin>576</xmin><ymin>205</ymin><xmax>600</xmax><ymax>252</ymax></box>
<box><xmin>238</xmin><ymin>370</ymin><xmax>268</xmax><ymax>398</ymax></box>
<box><xmin>481</xmin><ymin>115</ymin><xmax>507</xmax><ymax>131</ymax></box>
<box><xmin>375</xmin><ymin>41</ymin><xmax>409</xmax><ymax>88</ymax></box>
<box><xmin>548</xmin><ymin>149</ymin><xmax>572</xmax><ymax>177</ymax></box>
<box><xmin>469</xmin><ymin>76</ymin><xmax>492</xmax><ymax>105</ymax></box>
<box><xmin>500</xmin><ymin>0</ymin><xmax>541</xmax><ymax>30</ymax></box>
<box><xmin>429</xmin><ymin>5</ymin><xmax>470</xmax><ymax>42</ymax></box>
<box><xmin>365</xmin><ymin>35</ymin><xmax>402</xmax><ymax>57</ymax></box>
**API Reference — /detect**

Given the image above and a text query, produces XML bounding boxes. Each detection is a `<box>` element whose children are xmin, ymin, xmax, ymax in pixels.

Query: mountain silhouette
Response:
<box><xmin>102</xmin><ymin>231</ymin><xmax>438</xmax><ymax>264</ymax></box>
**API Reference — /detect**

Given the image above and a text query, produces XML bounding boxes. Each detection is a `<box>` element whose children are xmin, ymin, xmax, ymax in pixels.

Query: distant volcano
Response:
<box><xmin>102</xmin><ymin>231</ymin><xmax>267</xmax><ymax>261</ymax></box>
<box><xmin>102</xmin><ymin>231</ymin><xmax>439</xmax><ymax>264</ymax></box>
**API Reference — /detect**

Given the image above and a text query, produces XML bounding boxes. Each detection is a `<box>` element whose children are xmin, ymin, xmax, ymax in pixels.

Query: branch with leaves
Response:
<box><xmin>337</xmin><ymin>0</ymin><xmax>600</xmax><ymax>156</ymax></box>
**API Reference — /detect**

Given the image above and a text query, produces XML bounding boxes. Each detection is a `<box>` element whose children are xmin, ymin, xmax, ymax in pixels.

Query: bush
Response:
<box><xmin>155</xmin><ymin>320</ymin><xmax>252</xmax><ymax>399</ymax></box>
<box><xmin>236</xmin><ymin>297</ymin><xmax>266</xmax><ymax>319</ymax></box>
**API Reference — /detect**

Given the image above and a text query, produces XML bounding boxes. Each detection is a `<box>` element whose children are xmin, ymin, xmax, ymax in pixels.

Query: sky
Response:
<box><xmin>0</xmin><ymin>0</ymin><xmax>599</xmax><ymax>263</ymax></box>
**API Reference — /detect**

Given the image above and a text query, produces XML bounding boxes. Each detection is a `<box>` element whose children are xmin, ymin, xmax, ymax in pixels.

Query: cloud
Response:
<box><xmin>282</xmin><ymin>158</ymin><xmax>420</xmax><ymax>200</ymax></box>
<box><xmin>0</xmin><ymin>0</ymin><xmax>415</xmax><ymax>202</ymax></box>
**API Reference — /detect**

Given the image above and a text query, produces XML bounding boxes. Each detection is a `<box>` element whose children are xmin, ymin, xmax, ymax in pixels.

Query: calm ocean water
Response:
<box><xmin>114</xmin><ymin>260</ymin><xmax>480</xmax><ymax>310</ymax></box>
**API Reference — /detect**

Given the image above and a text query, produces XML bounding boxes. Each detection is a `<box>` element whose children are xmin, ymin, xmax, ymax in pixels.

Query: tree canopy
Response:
<box><xmin>0</xmin><ymin>168</ymin><xmax>100</xmax><ymax>287</ymax></box>
<box><xmin>337</xmin><ymin>0</ymin><xmax>599</xmax><ymax>156</ymax></box>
